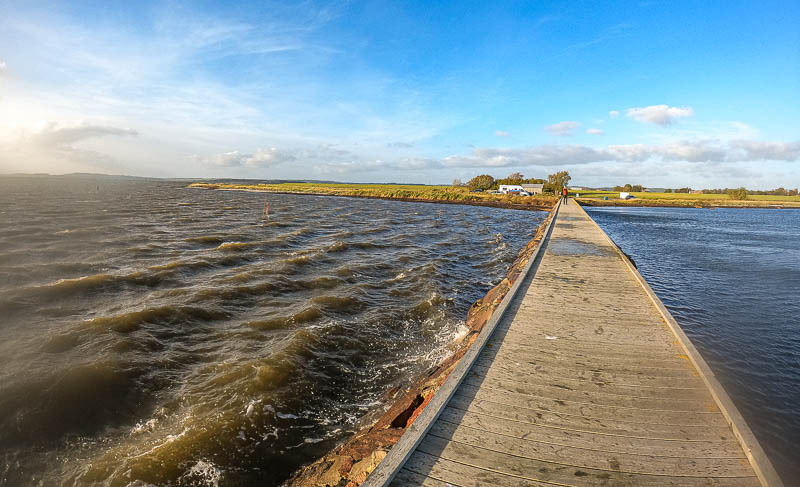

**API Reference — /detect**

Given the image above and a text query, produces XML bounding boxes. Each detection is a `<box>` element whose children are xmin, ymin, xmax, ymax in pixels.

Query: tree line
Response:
<box><xmin>457</xmin><ymin>171</ymin><xmax>571</xmax><ymax>195</ymax></box>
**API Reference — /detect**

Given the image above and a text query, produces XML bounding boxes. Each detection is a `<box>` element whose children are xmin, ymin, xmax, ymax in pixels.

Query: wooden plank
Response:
<box><xmin>427</xmin><ymin>421</ymin><xmax>754</xmax><ymax>476</ymax></box>
<box><xmin>487</xmin><ymin>333</ymin><xmax>688</xmax><ymax>360</ymax></box>
<box><xmin>436</xmin><ymin>407</ymin><xmax>747</xmax><ymax>458</ymax></box>
<box><xmin>459</xmin><ymin>378</ymin><xmax>719</xmax><ymax>412</ymax></box>
<box><xmin>494</xmin><ymin>322</ymin><xmax>682</xmax><ymax>347</ymax></box>
<box><xmin>449</xmin><ymin>394</ymin><xmax>737</xmax><ymax>441</ymax></box>
<box><xmin>470</xmin><ymin>358</ymin><xmax>705</xmax><ymax>388</ymax></box>
<box><xmin>416</xmin><ymin>436</ymin><xmax>761</xmax><ymax>486</ymax></box>
<box><xmin>467</xmin><ymin>364</ymin><xmax>708</xmax><ymax>399</ymax></box>
<box><xmin>454</xmin><ymin>382</ymin><xmax>728</xmax><ymax>426</ymax></box>
<box><xmin>479</xmin><ymin>342</ymin><xmax>698</xmax><ymax>376</ymax></box>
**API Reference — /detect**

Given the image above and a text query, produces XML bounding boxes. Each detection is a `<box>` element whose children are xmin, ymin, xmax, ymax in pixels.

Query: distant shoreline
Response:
<box><xmin>188</xmin><ymin>182</ymin><xmax>556</xmax><ymax>212</ymax></box>
<box><xmin>189</xmin><ymin>182</ymin><xmax>800</xmax><ymax>210</ymax></box>
<box><xmin>577</xmin><ymin>198</ymin><xmax>800</xmax><ymax>209</ymax></box>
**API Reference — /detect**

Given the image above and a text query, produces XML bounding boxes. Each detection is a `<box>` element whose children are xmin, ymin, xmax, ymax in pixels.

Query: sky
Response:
<box><xmin>0</xmin><ymin>1</ymin><xmax>798</xmax><ymax>188</ymax></box>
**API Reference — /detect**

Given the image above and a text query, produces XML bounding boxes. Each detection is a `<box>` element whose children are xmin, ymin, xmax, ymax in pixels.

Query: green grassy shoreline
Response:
<box><xmin>573</xmin><ymin>190</ymin><xmax>800</xmax><ymax>208</ymax></box>
<box><xmin>188</xmin><ymin>182</ymin><xmax>800</xmax><ymax>209</ymax></box>
<box><xmin>188</xmin><ymin>182</ymin><xmax>558</xmax><ymax>210</ymax></box>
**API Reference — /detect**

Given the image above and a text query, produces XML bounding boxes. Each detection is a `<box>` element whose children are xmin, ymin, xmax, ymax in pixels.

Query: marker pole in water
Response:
<box><xmin>264</xmin><ymin>199</ymin><xmax>270</xmax><ymax>220</ymax></box>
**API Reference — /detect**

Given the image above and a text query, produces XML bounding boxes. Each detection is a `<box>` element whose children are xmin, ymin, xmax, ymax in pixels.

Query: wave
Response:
<box><xmin>310</xmin><ymin>295</ymin><xmax>364</xmax><ymax>313</ymax></box>
<box><xmin>244</xmin><ymin>306</ymin><xmax>323</xmax><ymax>330</ymax></box>
<box><xmin>295</xmin><ymin>276</ymin><xmax>343</xmax><ymax>290</ymax></box>
<box><xmin>81</xmin><ymin>306</ymin><xmax>229</xmax><ymax>333</ymax></box>
<box><xmin>215</xmin><ymin>241</ymin><xmax>255</xmax><ymax>251</ymax></box>
<box><xmin>184</xmin><ymin>236</ymin><xmax>225</xmax><ymax>246</ymax></box>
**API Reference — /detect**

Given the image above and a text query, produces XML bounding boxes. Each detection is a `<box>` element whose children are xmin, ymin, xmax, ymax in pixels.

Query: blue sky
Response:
<box><xmin>0</xmin><ymin>1</ymin><xmax>798</xmax><ymax>188</ymax></box>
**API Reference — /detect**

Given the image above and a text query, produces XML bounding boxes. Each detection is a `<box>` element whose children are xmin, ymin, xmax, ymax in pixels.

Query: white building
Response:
<box><xmin>521</xmin><ymin>183</ymin><xmax>544</xmax><ymax>195</ymax></box>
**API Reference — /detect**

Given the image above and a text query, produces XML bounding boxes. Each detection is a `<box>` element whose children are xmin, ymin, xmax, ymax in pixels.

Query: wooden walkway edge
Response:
<box><xmin>364</xmin><ymin>199</ymin><xmax>782</xmax><ymax>487</ymax></box>
<box><xmin>571</xmin><ymin>202</ymin><xmax>783</xmax><ymax>487</ymax></box>
<box><xmin>362</xmin><ymin>199</ymin><xmax>562</xmax><ymax>487</ymax></box>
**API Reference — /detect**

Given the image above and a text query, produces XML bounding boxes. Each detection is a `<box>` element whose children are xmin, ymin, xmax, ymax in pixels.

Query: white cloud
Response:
<box><xmin>626</xmin><ymin>104</ymin><xmax>694</xmax><ymax>125</ymax></box>
<box><xmin>27</xmin><ymin>121</ymin><xmax>137</xmax><ymax>148</ymax></box>
<box><xmin>608</xmin><ymin>110</ymin><xmax>619</xmax><ymax>118</ymax></box>
<box><xmin>545</xmin><ymin>121</ymin><xmax>581</xmax><ymax>136</ymax></box>
<box><xmin>495</xmin><ymin>130</ymin><xmax>510</xmax><ymax>137</ymax></box>
<box><xmin>586</xmin><ymin>128</ymin><xmax>604</xmax><ymax>135</ymax></box>
<box><xmin>0</xmin><ymin>121</ymin><xmax>138</xmax><ymax>173</ymax></box>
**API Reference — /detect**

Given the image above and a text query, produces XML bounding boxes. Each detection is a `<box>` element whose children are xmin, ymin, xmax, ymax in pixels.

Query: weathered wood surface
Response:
<box><xmin>368</xmin><ymin>200</ymin><xmax>780</xmax><ymax>486</ymax></box>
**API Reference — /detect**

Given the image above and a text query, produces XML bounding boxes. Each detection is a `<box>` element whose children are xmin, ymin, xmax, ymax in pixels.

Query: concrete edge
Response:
<box><xmin>573</xmin><ymin>200</ymin><xmax>784</xmax><ymax>487</ymax></box>
<box><xmin>362</xmin><ymin>201</ymin><xmax>562</xmax><ymax>487</ymax></box>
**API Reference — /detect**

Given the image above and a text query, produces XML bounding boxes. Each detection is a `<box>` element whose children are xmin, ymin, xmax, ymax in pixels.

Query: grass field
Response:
<box><xmin>188</xmin><ymin>182</ymin><xmax>558</xmax><ymax>209</ymax></box>
<box><xmin>572</xmin><ymin>190</ymin><xmax>800</xmax><ymax>207</ymax></box>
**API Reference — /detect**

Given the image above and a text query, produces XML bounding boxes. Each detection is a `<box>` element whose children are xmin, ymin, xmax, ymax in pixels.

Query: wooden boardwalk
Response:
<box><xmin>365</xmin><ymin>200</ymin><xmax>782</xmax><ymax>487</ymax></box>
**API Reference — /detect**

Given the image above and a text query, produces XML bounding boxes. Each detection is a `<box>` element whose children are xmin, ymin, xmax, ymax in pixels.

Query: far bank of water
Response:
<box><xmin>586</xmin><ymin>206</ymin><xmax>800</xmax><ymax>483</ymax></box>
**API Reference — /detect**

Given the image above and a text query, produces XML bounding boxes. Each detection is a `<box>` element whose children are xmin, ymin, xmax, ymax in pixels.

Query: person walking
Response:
<box><xmin>561</xmin><ymin>186</ymin><xmax>568</xmax><ymax>205</ymax></box>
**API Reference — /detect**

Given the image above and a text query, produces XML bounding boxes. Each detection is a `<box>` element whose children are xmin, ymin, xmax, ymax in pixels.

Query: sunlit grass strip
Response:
<box><xmin>571</xmin><ymin>190</ymin><xmax>800</xmax><ymax>207</ymax></box>
<box><xmin>188</xmin><ymin>182</ymin><xmax>558</xmax><ymax>207</ymax></box>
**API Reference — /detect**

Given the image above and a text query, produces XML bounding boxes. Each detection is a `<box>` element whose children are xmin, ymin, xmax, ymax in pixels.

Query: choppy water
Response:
<box><xmin>0</xmin><ymin>176</ymin><xmax>545</xmax><ymax>486</ymax></box>
<box><xmin>586</xmin><ymin>206</ymin><xmax>800</xmax><ymax>484</ymax></box>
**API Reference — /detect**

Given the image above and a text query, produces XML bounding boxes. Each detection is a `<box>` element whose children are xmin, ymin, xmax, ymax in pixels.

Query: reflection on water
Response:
<box><xmin>0</xmin><ymin>176</ymin><xmax>544</xmax><ymax>486</ymax></box>
<box><xmin>587</xmin><ymin>206</ymin><xmax>800</xmax><ymax>483</ymax></box>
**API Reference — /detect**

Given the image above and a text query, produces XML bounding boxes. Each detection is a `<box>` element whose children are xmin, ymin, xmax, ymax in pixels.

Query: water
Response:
<box><xmin>0</xmin><ymin>176</ymin><xmax>544</xmax><ymax>486</ymax></box>
<box><xmin>586</xmin><ymin>206</ymin><xmax>800</xmax><ymax>484</ymax></box>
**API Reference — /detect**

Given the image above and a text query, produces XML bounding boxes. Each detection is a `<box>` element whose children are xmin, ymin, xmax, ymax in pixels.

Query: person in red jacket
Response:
<box><xmin>561</xmin><ymin>186</ymin><xmax>568</xmax><ymax>204</ymax></box>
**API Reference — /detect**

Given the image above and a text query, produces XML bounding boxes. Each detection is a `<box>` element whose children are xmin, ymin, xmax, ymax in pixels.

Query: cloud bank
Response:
<box><xmin>439</xmin><ymin>139</ymin><xmax>800</xmax><ymax>168</ymax></box>
<box><xmin>283</xmin><ymin>138</ymin><xmax>799</xmax><ymax>178</ymax></box>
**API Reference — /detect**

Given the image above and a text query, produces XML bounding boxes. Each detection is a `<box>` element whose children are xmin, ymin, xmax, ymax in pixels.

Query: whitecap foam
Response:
<box><xmin>178</xmin><ymin>459</ymin><xmax>222</xmax><ymax>487</ymax></box>
<box><xmin>452</xmin><ymin>323</ymin><xmax>469</xmax><ymax>342</ymax></box>
<box><xmin>130</xmin><ymin>418</ymin><xmax>158</xmax><ymax>434</ymax></box>
<box><xmin>245</xmin><ymin>399</ymin><xmax>260</xmax><ymax>418</ymax></box>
